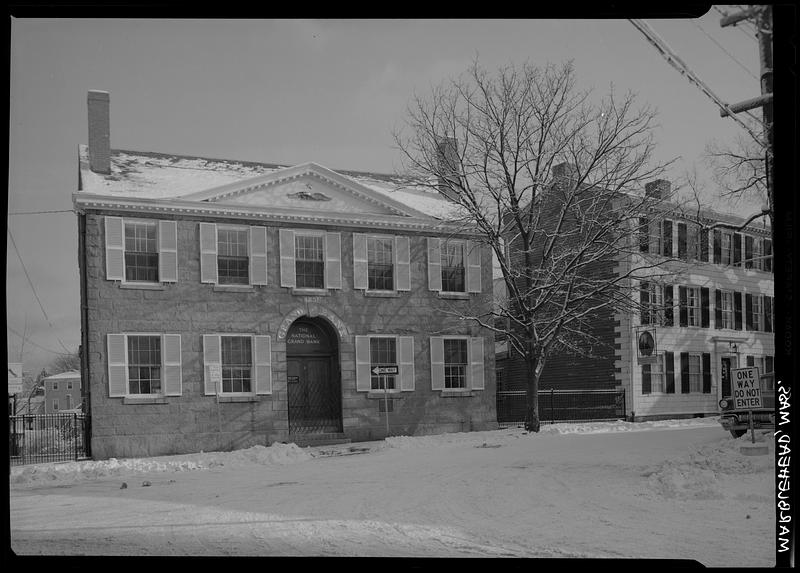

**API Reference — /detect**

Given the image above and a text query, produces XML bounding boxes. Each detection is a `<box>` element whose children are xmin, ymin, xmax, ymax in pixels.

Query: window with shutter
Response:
<box><xmin>106</xmin><ymin>333</ymin><xmax>182</xmax><ymax>398</ymax></box>
<box><xmin>441</xmin><ymin>241</ymin><xmax>466</xmax><ymax>293</ymax></box>
<box><xmin>124</xmin><ymin>220</ymin><xmax>159</xmax><ymax>282</ymax></box>
<box><xmin>294</xmin><ymin>233</ymin><xmax>325</xmax><ymax>289</ymax></box>
<box><xmin>217</xmin><ymin>226</ymin><xmax>249</xmax><ymax>285</ymax></box>
<box><xmin>664</xmin><ymin>351</ymin><xmax>675</xmax><ymax>394</ymax></box>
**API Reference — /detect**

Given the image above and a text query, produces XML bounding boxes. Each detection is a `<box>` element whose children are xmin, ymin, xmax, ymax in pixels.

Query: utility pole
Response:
<box><xmin>720</xmin><ymin>5</ymin><xmax>773</xmax><ymax>234</ymax></box>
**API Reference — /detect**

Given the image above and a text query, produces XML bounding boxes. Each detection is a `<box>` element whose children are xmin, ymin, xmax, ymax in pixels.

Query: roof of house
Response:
<box><xmin>43</xmin><ymin>370</ymin><xmax>81</xmax><ymax>381</ymax></box>
<box><xmin>76</xmin><ymin>146</ymin><xmax>465</xmax><ymax>221</ymax></box>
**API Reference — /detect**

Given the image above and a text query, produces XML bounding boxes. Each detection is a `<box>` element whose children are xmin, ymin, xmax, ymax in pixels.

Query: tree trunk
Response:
<box><xmin>524</xmin><ymin>353</ymin><xmax>540</xmax><ymax>432</ymax></box>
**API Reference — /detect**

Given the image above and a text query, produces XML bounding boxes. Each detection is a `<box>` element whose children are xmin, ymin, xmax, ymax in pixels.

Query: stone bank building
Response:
<box><xmin>75</xmin><ymin>91</ymin><xmax>497</xmax><ymax>459</ymax></box>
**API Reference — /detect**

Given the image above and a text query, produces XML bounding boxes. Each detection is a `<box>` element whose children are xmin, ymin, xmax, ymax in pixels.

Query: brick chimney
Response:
<box><xmin>645</xmin><ymin>179</ymin><xmax>671</xmax><ymax>199</ymax></box>
<box><xmin>436</xmin><ymin>136</ymin><xmax>459</xmax><ymax>201</ymax></box>
<box><xmin>87</xmin><ymin>90</ymin><xmax>110</xmax><ymax>174</ymax></box>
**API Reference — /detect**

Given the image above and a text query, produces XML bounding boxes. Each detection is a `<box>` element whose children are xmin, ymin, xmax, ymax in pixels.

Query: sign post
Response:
<box><xmin>372</xmin><ymin>365</ymin><xmax>398</xmax><ymax>438</ymax></box>
<box><xmin>731</xmin><ymin>367</ymin><xmax>761</xmax><ymax>443</ymax></box>
<box><xmin>209</xmin><ymin>364</ymin><xmax>223</xmax><ymax>435</ymax></box>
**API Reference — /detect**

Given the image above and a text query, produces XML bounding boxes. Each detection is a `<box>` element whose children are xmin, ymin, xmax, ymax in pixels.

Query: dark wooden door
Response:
<box><xmin>287</xmin><ymin>357</ymin><xmax>341</xmax><ymax>434</ymax></box>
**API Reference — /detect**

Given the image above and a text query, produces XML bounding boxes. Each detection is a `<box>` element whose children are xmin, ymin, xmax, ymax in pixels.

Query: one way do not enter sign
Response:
<box><xmin>731</xmin><ymin>367</ymin><xmax>762</xmax><ymax>409</ymax></box>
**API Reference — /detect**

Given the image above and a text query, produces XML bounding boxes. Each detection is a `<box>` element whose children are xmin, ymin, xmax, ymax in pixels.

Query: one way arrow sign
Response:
<box><xmin>371</xmin><ymin>365</ymin><xmax>398</xmax><ymax>375</ymax></box>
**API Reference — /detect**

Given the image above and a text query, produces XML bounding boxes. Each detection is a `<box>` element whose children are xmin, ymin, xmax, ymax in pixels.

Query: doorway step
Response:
<box><xmin>287</xmin><ymin>432</ymin><xmax>351</xmax><ymax>448</ymax></box>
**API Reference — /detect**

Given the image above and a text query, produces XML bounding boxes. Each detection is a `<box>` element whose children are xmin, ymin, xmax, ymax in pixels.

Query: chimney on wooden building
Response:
<box><xmin>87</xmin><ymin>90</ymin><xmax>111</xmax><ymax>174</ymax></box>
<box><xmin>645</xmin><ymin>179</ymin><xmax>671</xmax><ymax>199</ymax></box>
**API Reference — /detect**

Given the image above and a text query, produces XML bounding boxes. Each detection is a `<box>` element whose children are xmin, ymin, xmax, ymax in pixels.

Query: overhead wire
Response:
<box><xmin>7</xmin><ymin>228</ymin><xmax>73</xmax><ymax>353</ymax></box>
<box><xmin>7</xmin><ymin>325</ymin><xmax>74</xmax><ymax>356</ymax></box>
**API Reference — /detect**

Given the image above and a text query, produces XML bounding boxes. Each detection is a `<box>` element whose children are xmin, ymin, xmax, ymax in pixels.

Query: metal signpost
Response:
<box><xmin>209</xmin><ymin>364</ymin><xmax>223</xmax><ymax>435</ymax></box>
<box><xmin>731</xmin><ymin>367</ymin><xmax>761</xmax><ymax>443</ymax></box>
<box><xmin>372</xmin><ymin>365</ymin><xmax>398</xmax><ymax>437</ymax></box>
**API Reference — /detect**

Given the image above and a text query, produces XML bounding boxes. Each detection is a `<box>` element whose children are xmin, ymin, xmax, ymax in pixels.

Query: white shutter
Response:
<box><xmin>466</xmin><ymin>240</ymin><xmax>482</xmax><ymax>293</ymax></box>
<box><xmin>468</xmin><ymin>337</ymin><xmax>485</xmax><ymax>390</ymax></box>
<box><xmin>158</xmin><ymin>220</ymin><xmax>178</xmax><ymax>283</ymax></box>
<box><xmin>427</xmin><ymin>237</ymin><xmax>442</xmax><ymax>291</ymax></box>
<box><xmin>199</xmin><ymin>223</ymin><xmax>218</xmax><ymax>284</ymax></box>
<box><xmin>203</xmin><ymin>334</ymin><xmax>221</xmax><ymax>396</ymax></box>
<box><xmin>162</xmin><ymin>334</ymin><xmax>182</xmax><ymax>396</ymax></box>
<box><xmin>107</xmin><ymin>334</ymin><xmax>127</xmax><ymax>397</ymax></box>
<box><xmin>325</xmin><ymin>232</ymin><xmax>342</xmax><ymax>289</ymax></box>
<box><xmin>104</xmin><ymin>217</ymin><xmax>125</xmax><ymax>281</ymax></box>
<box><xmin>254</xmin><ymin>335</ymin><xmax>272</xmax><ymax>395</ymax></box>
<box><xmin>399</xmin><ymin>336</ymin><xmax>415</xmax><ymax>391</ymax></box>
<box><xmin>355</xmin><ymin>335</ymin><xmax>371</xmax><ymax>392</ymax></box>
<box><xmin>430</xmin><ymin>337</ymin><xmax>445</xmax><ymax>390</ymax></box>
<box><xmin>395</xmin><ymin>236</ymin><xmax>411</xmax><ymax>291</ymax></box>
<box><xmin>279</xmin><ymin>229</ymin><xmax>296</xmax><ymax>287</ymax></box>
<box><xmin>353</xmin><ymin>233</ymin><xmax>368</xmax><ymax>290</ymax></box>
<box><xmin>249</xmin><ymin>226</ymin><xmax>268</xmax><ymax>286</ymax></box>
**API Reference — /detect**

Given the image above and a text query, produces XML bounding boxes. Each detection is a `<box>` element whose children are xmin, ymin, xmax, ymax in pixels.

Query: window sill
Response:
<box><xmin>119</xmin><ymin>283</ymin><xmax>165</xmax><ymax>290</ymax></box>
<box><xmin>438</xmin><ymin>292</ymin><xmax>470</xmax><ymax>300</ymax></box>
<box><xmin>366</xmin><ymin>391</ymin><xmax>404</xmax><ymax>399</ymax></box>
<box><xmin>440</xmin><ymin>390</ymin><xmax>476</xmax><ymax>397</ymax></box>
<box><xmin>292</xmin><ymin>288</ymin><xmax>329</xmax><ymax>296</ymax></box>
<box><xmin>216</xmin><ymin>395</ymin><xmax>261</xmax><ymax>403</ymax></box>
<box><xmin>122</xmin><ymin>396</ymin><xmax>168</xmax><ymax>404</ymax></box>
<box><xmin>213</xmin><ymin>285</ymin><xmax>256</xmax><ymax>293</ymax></box>
<box><xmin>364</xmin><ymin>290</ymin><xmax>400</xmax><ymax>298</ymax></box>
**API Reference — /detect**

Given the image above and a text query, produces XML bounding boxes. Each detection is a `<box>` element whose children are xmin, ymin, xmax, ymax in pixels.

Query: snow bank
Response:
<box><xmin>8</xmin><ymin>417</ymin><xmax>723</xmax><ymax>487</ymax></box>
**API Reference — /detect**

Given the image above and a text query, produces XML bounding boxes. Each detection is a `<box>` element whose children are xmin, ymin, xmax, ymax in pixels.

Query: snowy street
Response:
<box><xmin>10</xmin><ymin>419</ymin><xmax>775</xmax><ymax>565</ymax></box>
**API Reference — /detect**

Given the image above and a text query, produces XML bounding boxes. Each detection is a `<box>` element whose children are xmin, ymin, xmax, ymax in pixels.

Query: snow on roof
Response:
<box><xmin>43</xmin><ymin>370</ymin><xmax>81</xmax><ymax>380</ymax></box>
<box><xmin>77</xmin><ymin>146</ymin><xmax>464</xmax><ymax>220</ymax></box>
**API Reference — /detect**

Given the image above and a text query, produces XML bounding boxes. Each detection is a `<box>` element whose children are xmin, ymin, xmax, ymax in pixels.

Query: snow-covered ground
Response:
<box><xmin>10</xmin><ymin>418</ymin><xmax>775</xmax><ymax>565</ymax></box>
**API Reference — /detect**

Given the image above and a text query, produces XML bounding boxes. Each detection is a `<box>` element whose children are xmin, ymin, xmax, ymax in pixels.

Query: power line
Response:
<box><xmin>7</xmin><ymin>325</ymin><xmax>74</xmax><ymax>356</ymax></box>
<box><xmin>714</xmin><ymin>6</ymin><xmax>759</xmax><ymax>40</ymax></box>
<box><xmin>7</xmin><ymin>228</ymin><xmax>72</xmax><ymax>353</ymax></box>
<box><xmin>628</xmin><ymin>19</ymin><xmax>764</xmax><ymax>147</ymax></box>
<box><xmin>693</xmin><ymin>21</ymin><xmax>758</xmax><ymax>81</ymax></box>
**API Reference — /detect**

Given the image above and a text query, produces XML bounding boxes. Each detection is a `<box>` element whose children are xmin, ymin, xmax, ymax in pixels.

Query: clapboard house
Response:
<box><xmin>75</xmin><ymin>90</ymin><xmax>497</xmax><ymax>460</ymax></box>
<box><xmin>495</xmin><ymin>170</ymin><xmax>774</xmax><ymax>422</ymax></box>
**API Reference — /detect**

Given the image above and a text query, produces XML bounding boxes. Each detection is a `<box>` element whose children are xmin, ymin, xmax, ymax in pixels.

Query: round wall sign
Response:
<box><xmin>638</xmin><ymin>331</ymin><xmax>655</xmax><ymax>356</ymax></box>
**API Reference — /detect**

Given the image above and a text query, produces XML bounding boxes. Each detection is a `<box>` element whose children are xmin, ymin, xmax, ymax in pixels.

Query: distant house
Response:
<box><xmin>43</xmin><ymin>370</ymin><xmax>83</xmax><ymax>414</ymax></box>
<box><xmin>74</xmin><ymin>90</ymin><xmax>497</xmax><ymax>460</ymax></box>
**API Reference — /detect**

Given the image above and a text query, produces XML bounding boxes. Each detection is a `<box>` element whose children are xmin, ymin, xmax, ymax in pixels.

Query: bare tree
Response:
<box><xmin>48</xmin><ymin>349</ymin><xmax>81</xmax><ymax>374</ymax></box>
<box><xmin>395</xmin><ymin>60</ymin><xmax>683</xmax><ymax>432</ymax></box>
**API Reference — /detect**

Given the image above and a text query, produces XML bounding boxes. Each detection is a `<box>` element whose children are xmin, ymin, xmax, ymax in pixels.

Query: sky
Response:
<box><xmin>10</xmin><ymin>420</ymin><xmax>776</xmax><ymax>565</ymax></box>
<box><xmin>7</xmin><ymin>13</ymin><xmax>768</xmax><ymax>378</ymax></box>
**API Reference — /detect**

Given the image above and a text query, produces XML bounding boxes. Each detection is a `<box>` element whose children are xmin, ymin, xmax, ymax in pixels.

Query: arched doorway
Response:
<box><xmin>286</xmin><ymin>317</ymin><xmax>343</xmax><ymax>434</ymax></box>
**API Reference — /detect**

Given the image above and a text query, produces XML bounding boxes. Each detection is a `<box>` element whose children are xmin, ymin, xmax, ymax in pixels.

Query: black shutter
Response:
<box><xmin>663</xmin><ymin>220</ymin><xmax>673</xmax><ymax>257</ymax></box>
<box><xmin>640</xmin><ymin>281</ymin><xmax>650</xmax><ymax>325</ymax></box>
<box><xmin>745</xmin><ymin>293</ymin><xmax>753</xmax><ymax>331</ymax></box>
<box><xmin>639</xmin><ymin>217</ymin><xmax>649</xmax><ymax>252</ymax></box>
<box><xmin>766</xmin><ymin>356</ymin><xmax>774</xmax><ymax>373</ymax></box>
<box><xmin>713</xmin><ymin>229</ymin><xmax>721</xmax><ymax>264</ymax></box>
<box><xmin>664</xmin><ymin>285</ymin><xmax>674</xmax><ymax>326</ymax></box>
<box><xmin>642</xmin><ymin>364</ymin><xmax>652</xmax><ymax>394</ymax></box>
<box><xmin>746</xmin><ymin>355</ymin><xmax>755</xmax><ymax>367</ymax></box>
<box><xmin>700</xmin><ymin>228</ymin><xmax>709</xmax><ymax>262</ymax></box>
<box><xmin>665</xmin><ymin>351</ymin><xmax>675</xmax><ymax>394</ymax></box>
<box><xmin>765</xmin><ymin>296</ymin><xmax>773</xmax><ymax>332</ymax></box>
<box><xmin>702</xmin><ymin>353</ymin><xmax>711</xmax><ymax>393</ymax></box>
<box><xmin>744</xmin><ymin>235</ymin><xmax>753</xmax><ymax>269</ymax></box>
<box><xmin>734</xmin><ymin>292</ymin><xmax>743</xmax><ymax>330</ymax></box>
<box><xmin>677</xmin><ymin>222</ymin><xmax>687</xmax><ymax>259</ymax></box>
<box><xmin>680</xmin><ymin>352</ymin><xmax>690</xmax><ymax>393</ymax></box>
<box><xmin>715</xmin><ymin>289</ymin><xmax>722</xmax><ymax>329</ymax></box>
<box><xmin>764</xmin><ymin>239</ymin><xmax>772</xmax><ymax>272</ymax></box>
<box><xmin>701</xmin><ymin>287</ymin><xmax>710</xmax><ymax>328</ymax></box>
<box><xmin>733</xmin><ymin>232</ymin><xmax>742</xmax><ymax>266</ymax></box>
<box><xmin>679</xmin><ymin>286</ymin><xmax>688</xmax><ymax>327</ymax></box>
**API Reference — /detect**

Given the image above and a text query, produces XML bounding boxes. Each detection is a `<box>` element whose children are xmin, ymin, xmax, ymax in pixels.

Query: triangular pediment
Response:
<box><xmin>176</xmin><ymin>162</ymin><xmax>429</xmax><ymax>219</ymax></box>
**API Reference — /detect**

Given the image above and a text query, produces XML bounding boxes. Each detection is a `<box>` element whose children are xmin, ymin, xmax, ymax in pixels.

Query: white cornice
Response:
<box><xmin>72</xmin><ymin>192</ymin><xmax>476</xmax><ymax>235</ymax></box>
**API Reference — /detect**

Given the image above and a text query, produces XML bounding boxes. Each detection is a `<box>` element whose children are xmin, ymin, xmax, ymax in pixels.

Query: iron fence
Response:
<box><xmin>8</xmin><ymin>413</ymin><xmax>90</xmax><ymax>466</ymax></box>
<box><xmin>497</xmin><ymin>388</ymin><xmax>626</xmax><ymax>426</ymax></box>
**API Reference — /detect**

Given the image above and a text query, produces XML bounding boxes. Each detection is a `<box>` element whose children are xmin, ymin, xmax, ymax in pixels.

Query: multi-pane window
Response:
<box><xmin>720</xmin><ymin>231</ymin><xmax>733</xmax><ymax>266</ymax></box>
<box><xmin>367</xmin><ymin>237</ymin><xmax>394</xmax><ymax>291</ymax></box>
<box><xmin>641</xmin><ymin>282</ymin><xmax>663</xmax><ymax>325</ymax></box>
<box><xmin>52</xmin><ymin>381</ymin><xmax>58</xmax><ymax>391</ymax></box>
<box><xmin>52</xmin><ymin>399</ymin><xmax>59</xmax><ymax>411</ymax></box>
<box><xmin>295</xmin><ymin>234</ymin><xmax>325</xmax><ymax>289</ymax></box>
<box><xmin>751</xmin><ymin>237</ymin><xmax>763</xmax><ymax>270</ymax></box>
<box><xmin>67</xmin><ymin>380</ymin><xmax>73</xmax><ymax>390</ymax></box>
<box><xmin>720</xmin><ymin>291</ymin><xmax>735</xmax><ymax>329</ymax></box>
<box><xmin>751</xmin><ymin>295</ymin><xmax>764</xmax><ymax>331</ymax></box>
<box><xmin>124</xmin><ymin>221</ymin><xmax>159</xmax><ymax>282</ymax></box>
<box><xmin>127</xmin><ymin>335</ymin><xmax>162</xmax><ymax>395</ymax></box>
<box><xmin>441</xmin><ymin>242</ymin><xmax>465</xmax><ymax>292</ymax></box>
<box><xmin>688</xmin><ymin>354</ymin><xmax>702</xmax><ymax>393</ymax></box>
<box><xmin>642</xmin><ymin>355</ymin><xmax>664</xmax><ymax>394</ymax></box>
<box><xmin>369</xmin><ymin>337</ymin><xmax>397</xmax><ymax>390</ymax></box>
<box><xmin>684</xmin><ymin>287</ymin><xmax>701</xmax><ymax>327</ymax></box>
<box><xmin>221</xmin><ymin>336</ymin><xmax>252</xmax><ymax>393</ymax></box>
<box><xmin>443</xmin><ymin>338</ymin><xmax>468</xmax><ymax>389</ymax></box>
<box><xmin>217</xmin><ymin>227</ymin><xmax>249</xmax><ymax>285</ymax></box>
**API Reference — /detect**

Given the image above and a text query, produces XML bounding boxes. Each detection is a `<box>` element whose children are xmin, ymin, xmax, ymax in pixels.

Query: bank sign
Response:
<box><xmin>731</xmin><ymin>367</ymin><xmax>762</xmax><ymax>409</ymax></box>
